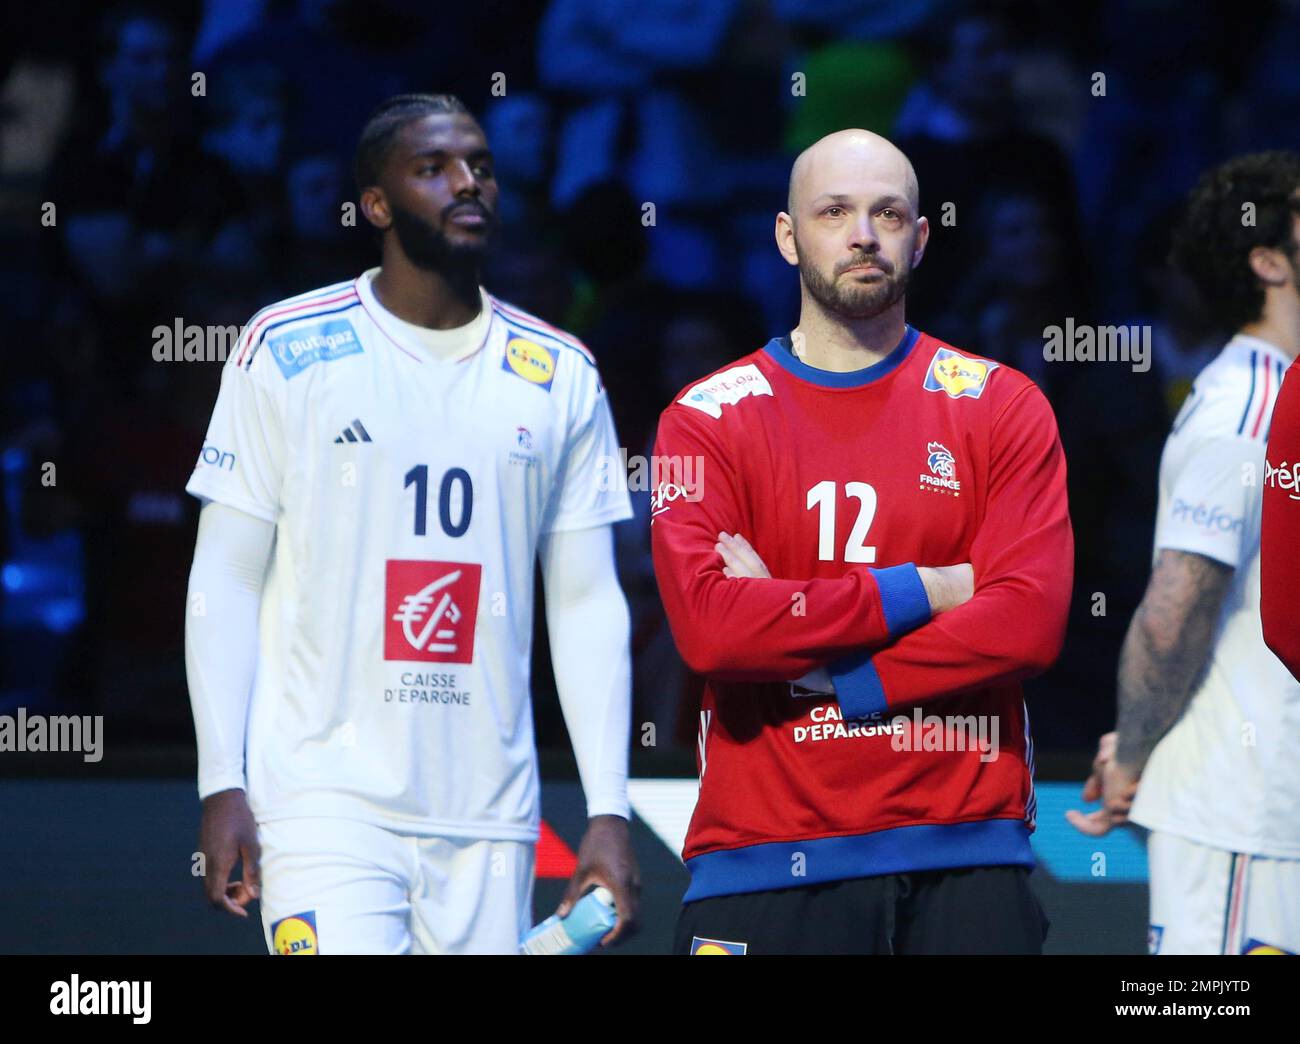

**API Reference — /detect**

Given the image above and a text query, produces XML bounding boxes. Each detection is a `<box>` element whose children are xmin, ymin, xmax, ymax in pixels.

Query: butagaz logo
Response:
<box><xmin>195</xmin><ymin>441</ymin><xmax>235</xmax><ymax>471</ymax></box>
<box><xmin>678</xmin><ymin>364</ymin><xmax>773</xmax><ymax>419</ymax></box>
<box><xmin>1265</xmin><ymin>458</ymin><xmax>1300</xmax><ymax>501</ymax></box>
<box><xmin>920</xmin><ymin>441</ymin><xmax>960</xmax><ymax>495</ymax></box>
<box><xmin>268</xmin><ymin>319</ymin><xmax>363</xmax><ymax>379</ymax></box>
<box><xmin>385</xmin><ymin>561</ymin><xmax>481</xmax><ymax>663</ymax></box>
<box><xmin>50</xmin><ymin>975</ymin><xmax>150</xmax><ymax>1023</ymax></box>
<box><xmin>1171</xmin><ymin>498</ymin><xmax>1244</xmax><ymax>536</ymax></box>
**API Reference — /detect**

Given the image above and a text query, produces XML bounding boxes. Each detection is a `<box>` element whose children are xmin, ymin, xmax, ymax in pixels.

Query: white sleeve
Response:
<box><xmin>185</xmin><ymin>336</ymin><xmax>286</xmax><ymax>522</ymax></box>
<box><xmin>1154</xmin><ymin>435</ymin><xmax>1259</xmax><ymax>568</ymax></box>
<box><xmin>542</xmin><ymin>359</ymin><xmax>633</xmax><ymax>533</ymax></box>
<box><xmin>185</xmin><ymin>499</ymin><xmax>276</xmax><ymax>799</ymax></box>
<box><xmin>539</xmin><ymin>523</ymin><xmax>632</xmax><ymax>819</ymax></box>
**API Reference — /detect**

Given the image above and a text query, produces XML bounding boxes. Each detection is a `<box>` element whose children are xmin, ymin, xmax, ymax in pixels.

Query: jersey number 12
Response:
<box><xmin>806</xmin><ymin>480</ymin><xmax>877</xmax><ymax>562</ymax></box>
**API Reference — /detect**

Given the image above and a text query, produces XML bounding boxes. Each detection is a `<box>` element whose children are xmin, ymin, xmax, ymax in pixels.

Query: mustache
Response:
<box><xmin>836</xmin><ymin>253</ymin><xmax>893</xmax><ymax>276</ymax></box>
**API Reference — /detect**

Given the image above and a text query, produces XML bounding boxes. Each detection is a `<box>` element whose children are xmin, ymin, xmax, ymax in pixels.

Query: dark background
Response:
<box><xmin>0</xmin><ymin>0</ymin><xmax>1294</xmax><ymax>953</ymax></box>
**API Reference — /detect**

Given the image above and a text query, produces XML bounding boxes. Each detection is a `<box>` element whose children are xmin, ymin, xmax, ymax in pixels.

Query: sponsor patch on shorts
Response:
<box><xmin>272</xmin><ymin>911</ymin><xmax>319</xmax><ymax>955</ymax></box>
<box><xmin>690</xmin><ymin>935</ymin><xmax>747</xmax><ymax>955</ymax></box>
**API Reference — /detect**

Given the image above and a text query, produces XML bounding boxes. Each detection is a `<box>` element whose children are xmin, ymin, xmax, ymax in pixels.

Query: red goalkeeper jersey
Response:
<box><xmin>1262</xmin><ymin>357</ymin><xmax>1300</xmax><ymax>681</ymax></box>
<box><xmin>650</xmin><ymin>326</ymin><xmax>1074</xmax><ymax>901</ymax></box>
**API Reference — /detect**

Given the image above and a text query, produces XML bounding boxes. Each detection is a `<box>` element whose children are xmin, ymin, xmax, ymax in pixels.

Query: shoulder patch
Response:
<box><xmin>502</xmin><ymin>336</ymin><xmax>557</xmax><ymax>390</ymax></box>
<box><xmin>923</xmin><ymin>346</ymin><xmax>999</xmax><ymax>400</ymax></box>
<box><xmin>678</xmin><ymin>364</ymin><xmax>773</xmax><ymax>419</ymax></box>
<box><xmin>267</xmin><ymin>319</ymin><xmax>362</xmax><ymax>379</ymax></box>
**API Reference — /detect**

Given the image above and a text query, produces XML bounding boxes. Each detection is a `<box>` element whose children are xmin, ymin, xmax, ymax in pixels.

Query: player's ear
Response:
<box><xmin>360</xmin><ymin>186</ymin><xmax>392</xmax><ymax>231</ymax></box>
<box><xmin>911</xmin><ymin>215</ymin><xmax>930</xmax><ymax>269</ymax></box>
<box><xmin>1248</xmin><ymin>242</ymin><xmax>1291</xmax><ymax>287</ymax></box>
<box><xmin>775</xmin><ymin>212</ymin><xmax>800</xmax><ymax>267</ymax></box>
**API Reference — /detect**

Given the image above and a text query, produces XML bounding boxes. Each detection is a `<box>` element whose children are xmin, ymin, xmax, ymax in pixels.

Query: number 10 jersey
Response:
<box><xmin>186</xmin><ymin>270</ymin><xmax>631</xmax><ymax>840</ymax></box>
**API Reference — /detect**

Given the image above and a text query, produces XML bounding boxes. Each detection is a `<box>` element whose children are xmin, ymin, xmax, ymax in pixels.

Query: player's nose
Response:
<box><xmin>445</xmin><ymin>159</ymin><xmax>482</xmax><ymax>198</ymax></box>
<box><xmin>847</xmin><ymin>217</ymin><xmax>881</xmax><ymax>253</ymax></box>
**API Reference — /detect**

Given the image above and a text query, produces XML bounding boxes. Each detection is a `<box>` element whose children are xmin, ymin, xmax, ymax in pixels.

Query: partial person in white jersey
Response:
<box><xmin>184</xmin><ymin>93</ymin><xmax>640</xmax><ymax>954</ymax></box>
<box><xmin>1069</xmin><ymin>151</ymin><xmax>1300</xmax><ymax>955</ymax></box>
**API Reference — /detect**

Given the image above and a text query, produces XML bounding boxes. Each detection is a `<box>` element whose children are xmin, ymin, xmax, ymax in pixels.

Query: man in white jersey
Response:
<box><xmin>1069</xmin><ymin>152</ymin><xmax>1300</xmax><ymax>955</ymax></box>
<box><xmin>185</xmin><ymin>94</ymin><xmax>640</xmax><ymax>954</ymax></box>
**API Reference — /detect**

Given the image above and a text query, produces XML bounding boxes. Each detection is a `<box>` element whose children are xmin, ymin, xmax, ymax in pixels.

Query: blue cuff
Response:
<box><xmin>828</xmin><ymin>565</ymin><xmax>929</xmax><ymax>720</ymax></box>
<box><xmin>870</xmin><ymin>563</ymin><xmax>931</xmax><ymax>636</ymax></box>
<box><xmin>829</xmin><ymin>650</ymin><xmax>887</xmax><ymax>719</ymax></box>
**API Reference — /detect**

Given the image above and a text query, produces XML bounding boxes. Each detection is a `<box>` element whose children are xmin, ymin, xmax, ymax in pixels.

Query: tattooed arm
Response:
<box><xmin>1115</xmin><ymin>548</ymin><xmax>1234</xmax><ymax>770</ymax></box>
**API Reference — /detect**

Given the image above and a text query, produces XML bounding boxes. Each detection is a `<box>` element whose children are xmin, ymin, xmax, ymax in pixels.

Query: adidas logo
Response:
<box><xmin>333</xmin><ymin>419</ymin><xmax>372</xmax><ymax>443</ymax></box>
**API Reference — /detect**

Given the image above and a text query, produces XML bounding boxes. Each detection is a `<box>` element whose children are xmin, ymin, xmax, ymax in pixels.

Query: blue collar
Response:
<box><xmin>763</xmin><ymin>325</ymin><xmax>919</xmax><ymax>388</ymax></box>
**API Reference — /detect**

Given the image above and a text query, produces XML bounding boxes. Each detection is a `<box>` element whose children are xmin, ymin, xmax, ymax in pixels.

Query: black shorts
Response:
<box><xmin>675</xmin><ymin>865</ymin><xmax>1050</xmax><ymax>955</ymax></box>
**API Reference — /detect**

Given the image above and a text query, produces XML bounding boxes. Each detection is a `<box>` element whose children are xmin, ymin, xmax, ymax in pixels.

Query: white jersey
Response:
<box><xmin>186</xmin><ymin>270</ymin><xmax>631</xmax><ymax>841</ymax></box>
<box><xmin>1130</xmin><ymin>334</ymin><xmax>1300</xmax><ymax>858</ymax></box>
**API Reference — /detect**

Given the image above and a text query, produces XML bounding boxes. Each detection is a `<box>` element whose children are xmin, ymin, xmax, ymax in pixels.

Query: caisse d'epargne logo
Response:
<box><xmin>384</xmin><ymin>560</ymin><xmax>481</xmax><ymax>663</ymax></box>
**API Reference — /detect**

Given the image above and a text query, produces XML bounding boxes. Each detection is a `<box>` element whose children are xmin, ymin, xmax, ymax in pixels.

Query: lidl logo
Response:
<box><xmin>924</xmin><ymin>347</ymin><xmax>997</xmax><ymax>400</ymax></box>
<box><xmin>503</xmin><ymin>337</ymin><xmax>556</xmax><ymax>390</ymax></box>
<box><xmin>272</xmin><ymin>911</ymin><xmax>319</xmax><ymax>955</ymax></box>
<box><xmin>1241</xmin><ymin>938</ymin><xmax>1294</xmax><ymax>955</ymax></box>
<box><xmin>690</xmin><ymin>936</ymin><xmax>747</xmax><ymax>955</ymax></box>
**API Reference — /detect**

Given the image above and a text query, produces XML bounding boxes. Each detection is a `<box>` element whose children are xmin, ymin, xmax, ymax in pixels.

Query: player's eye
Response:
<box><xmin>824</xmin><ymin>206</ymin><xmax>844</xmax><ymax>217</ymax></box>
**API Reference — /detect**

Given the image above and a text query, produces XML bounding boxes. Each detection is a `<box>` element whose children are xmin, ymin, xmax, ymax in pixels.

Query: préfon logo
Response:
<box><xmin>1264</xmin><ymin>457</ymin><xmax>1300</xmax><ymax>501</ymax></box>
<box><xmin>1170</xmin><ymin>498</ymin><xmax>1244</xmax><ymax>535</ymax></box>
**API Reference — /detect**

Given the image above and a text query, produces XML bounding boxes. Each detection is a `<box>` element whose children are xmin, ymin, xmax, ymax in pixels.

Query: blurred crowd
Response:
<box><xmin>2</xmin><ymin>0</ymin><xmax>1298</xmax><ymax>753</ymax></box>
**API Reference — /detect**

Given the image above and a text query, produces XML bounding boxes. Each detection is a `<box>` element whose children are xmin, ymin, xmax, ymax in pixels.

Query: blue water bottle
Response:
<box><xmin>521</xmin><ymin>887</ymin><xmax>617</xmax><ymax>955</ymax></box>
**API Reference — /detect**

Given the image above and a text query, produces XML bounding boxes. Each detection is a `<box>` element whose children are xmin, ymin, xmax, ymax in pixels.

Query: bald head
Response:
<box><xmin>787</xmin><ymin>129</ymin><xmax>919</xmax><ymax>217</ymax></box>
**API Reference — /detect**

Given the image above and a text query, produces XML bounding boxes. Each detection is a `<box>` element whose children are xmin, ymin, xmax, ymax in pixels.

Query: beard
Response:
<box><xmin>389</xmin><ymin>200</ymin><xmax>494</xmax><ymax>274</ymax></box>
<box><xmin>798</xmin><ymin>245</ymin><xmax>911</xmax><ymax>320</ymax></box>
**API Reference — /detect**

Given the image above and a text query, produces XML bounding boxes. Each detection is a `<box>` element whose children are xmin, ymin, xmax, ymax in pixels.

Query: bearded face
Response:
<box><xmin>795</xmin><ymin>236</ymin><xmax>912</xmax><ymax>320</ymax></box>
<box><xmin>388</xmin><ymin>198</ymin><xmax>496</xmax><ymax>273</ymax></box>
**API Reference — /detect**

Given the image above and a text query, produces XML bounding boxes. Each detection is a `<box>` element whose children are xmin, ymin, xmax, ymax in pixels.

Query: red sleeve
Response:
<box><xmin>831</xmin><ymin>383</ymin><xmax>1074</xmax><ymax>715</ymax></box>
<box><xmin>650</xmin><ymin>407</ymin><xmax>932</xmax><ymax>682</ymax></box>
<box><xmin>1262</xmin><ymin>362</ymin><xmax>1300</xmax><ymax>681</ymax></box>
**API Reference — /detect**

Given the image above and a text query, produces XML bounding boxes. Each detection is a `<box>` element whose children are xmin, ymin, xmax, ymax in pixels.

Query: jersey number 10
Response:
<box><xmin>405</xmin><ymin>464</ymin><xmax>473</xmax><ymax>538</ymax></box>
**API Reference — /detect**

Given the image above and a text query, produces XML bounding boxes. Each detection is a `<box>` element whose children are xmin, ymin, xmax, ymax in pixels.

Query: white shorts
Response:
<box><xmin>258</xmin><ymin>817</ymin><xmax>535</xmax><ymax>955</ymax></box>
<box><xmin>1147</xmin><ymin>831</ymin><xmax>1300</xmax><ymax>955</ymax></box>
